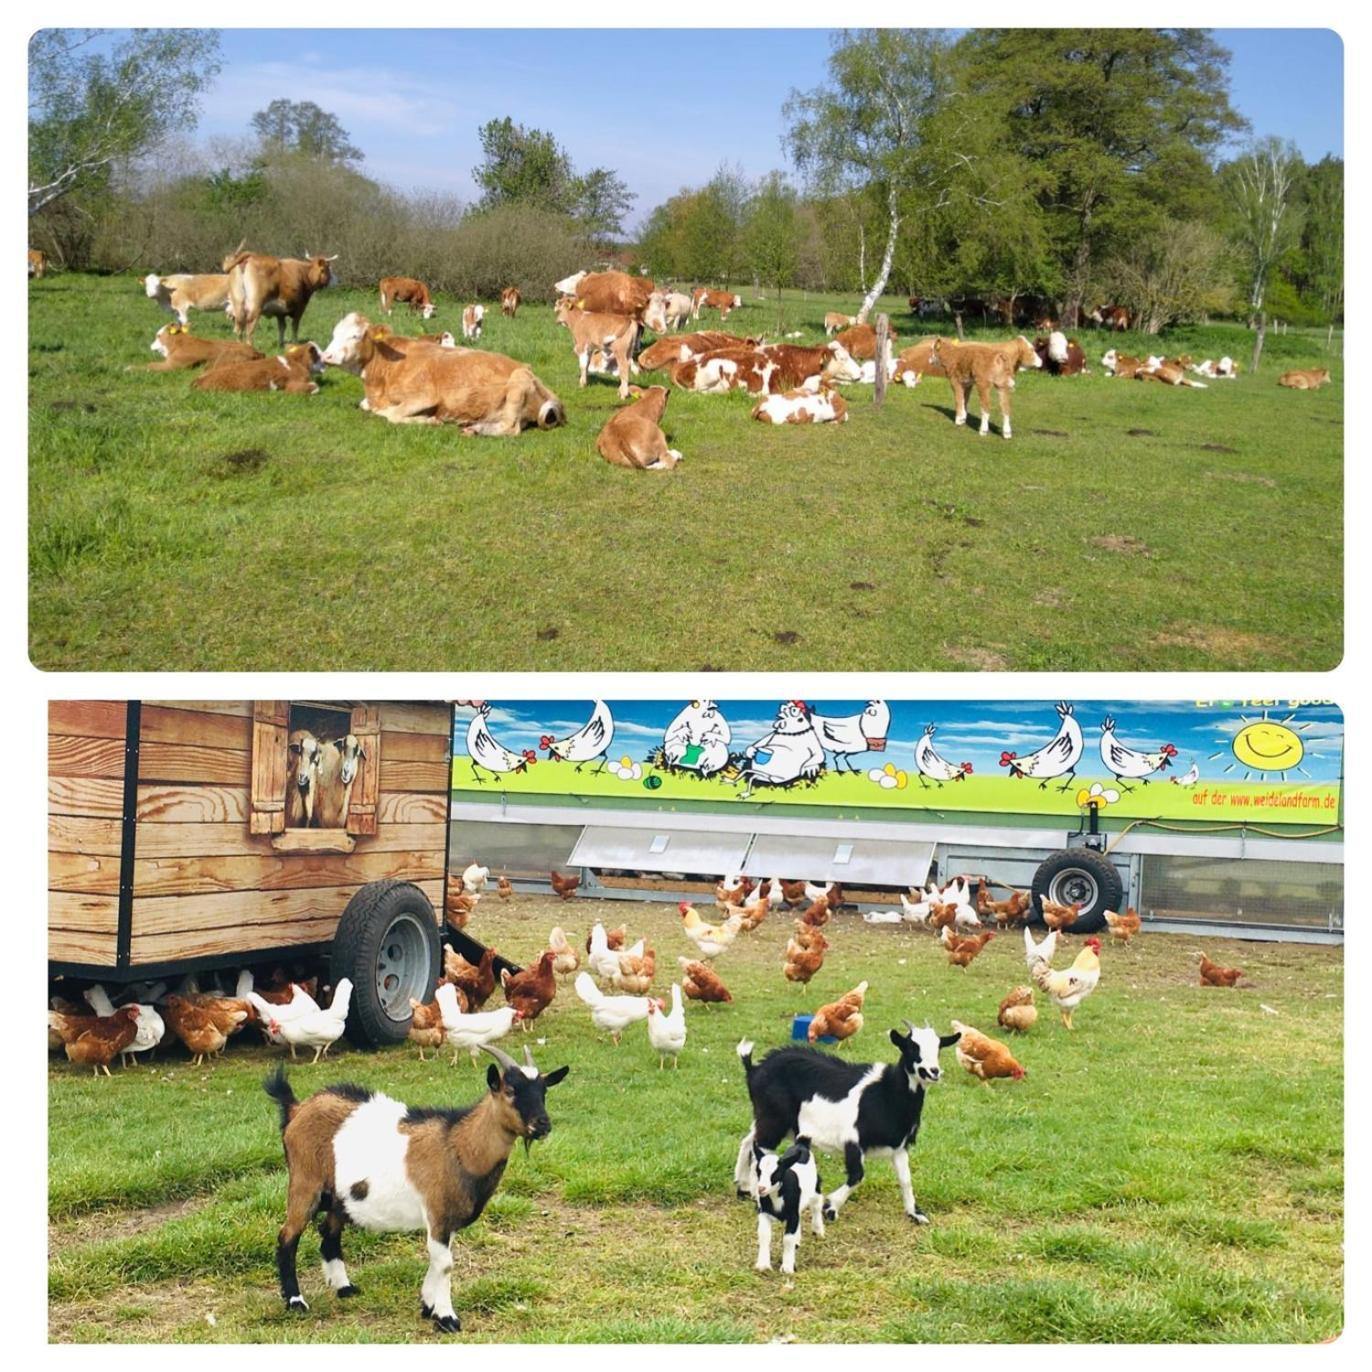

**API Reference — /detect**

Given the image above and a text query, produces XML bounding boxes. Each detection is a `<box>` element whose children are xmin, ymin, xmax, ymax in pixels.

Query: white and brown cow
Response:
<box><xmin>751</xmin><ymin>384</ymin><xmax>850</xmax><ymax>425</ymax></box>
<box><xmin>139</xmin><ymin>323</ymin><xmax>263</xmax><ymax>372</ymax></box>
<box><xmin>144</xmin><ymin>272</ymin><xmax>231</xmax><ymax>327</ymax></box>
<box><xmin>554</xmin><ymin>298</ymin><xmax>640</xmax><ymax>399</ymax></box>
<box><xmin>638</xmin><ymin>331</ymin><xmax>757</xmax><ymax>371</ymax></box>
<box><xmin>224</xmin><ymin>246</ymin><xmax>337</xmax><ymax>348</ymax></box>
<box><xmin>1033</xmin><ymin>331</ymin><xmax>1088</xmax><ymax>376</ymax></box>
<box><xmin>320</xmin><ymin>312</ymin><xmax>564</xmax><ymax>435</ymax></box>
<box><xmin>692</xmin><ymin>286</ymin><xmax>742</xmax><ymax>321</ymax></box>
<box><xmin>461</xmin><ymin>304</ymin><xmax>485</xmax><ymax>340</ymax></box>
<box><xmin>569</xmin><ymin>271</ymin><xmax>668</xmax><ymax>333</ymax></box>
<box><xmin>379</xmin><ymin>276</ymin><xmax>437</xmax><ymax>320</ymax></box>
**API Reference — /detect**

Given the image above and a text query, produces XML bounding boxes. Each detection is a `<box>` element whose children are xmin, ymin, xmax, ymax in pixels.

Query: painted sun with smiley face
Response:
<box><xmin>1209</xmin><ymin>710</ymin><xmax>1313</xmax><ymax>781</ymax></box>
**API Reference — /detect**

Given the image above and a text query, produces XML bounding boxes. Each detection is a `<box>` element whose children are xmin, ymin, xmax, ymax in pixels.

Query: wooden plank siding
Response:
<box><xmin>50</xmin><ymin>700</ymin><xmax>452</xmax><ymax>969</ymax></box>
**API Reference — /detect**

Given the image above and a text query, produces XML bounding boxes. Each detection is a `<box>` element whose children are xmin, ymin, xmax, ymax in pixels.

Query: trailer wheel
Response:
<box><xmin>1030</xmin><ymin>849</ymin><xmax>1122</xmax><ymax>935</ymax></box>
<box><xmin>332</xmin><ymin>880</ymin><xmax>441</xmax><ymax>1047</ymax></box>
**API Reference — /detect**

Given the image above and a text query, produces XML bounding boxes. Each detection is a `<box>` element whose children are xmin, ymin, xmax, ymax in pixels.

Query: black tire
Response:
<box><xmin>1029</xmin><ymin>848</ymin><xmax>1122</xmax><ymax>935</ymax></box>
<box><xmin>332</xmin><ymin>880</ymin><xmax>441</xmax><ymax>1047</ymax></box>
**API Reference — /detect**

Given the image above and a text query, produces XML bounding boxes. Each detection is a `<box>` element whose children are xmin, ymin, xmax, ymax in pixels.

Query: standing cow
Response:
<box><xmin>224</xmin><ymin>243</ymin><xmax>337</xmax><ymax>347</ymax></box>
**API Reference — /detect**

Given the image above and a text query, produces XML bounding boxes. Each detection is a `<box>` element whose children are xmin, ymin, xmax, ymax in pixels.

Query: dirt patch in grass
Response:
<box><xmin>1207</xmin><ymin>470</ymin><xmax>1277</xmax><ymax>489</ymax></box>
<box><xmin>49</xmin><ymin>398</ymin><xmax>96</xmax><ymax>413</ymax></box>
<box><xmin>772</xmin><ymin>630</ymin><xmax>800</xmax><ymax>646</ymax></box>
<box><xmin>1197</xmin><ymin>443</ymin><xmax>1238</xmax><ymax>453</ymax></box>
<box><xmin>1031</xmin><ymin>428</ymin><xmax>1070</xmax><ymax>438</ymax></box>
<box><xmin>50</xmin><ymin>1276</ymin><xmax>224</xmax><ymax>1343</ymax></box>
<box><xmin>535</xmin><ymin>626</ymin><xmax>559</xmax><ymax>641</ymax></box>
<box><xmin>1152</xmin><ymin>625</ymin><xmax>1282</xmax><ymax>657</ymax></box>
<box><xmin>849</xmin><ymin>581</ymin><xmax>876</xmax><ymax>592</ymax></box>
<box><xmin>217</xmin><ymin>447</ymin><xmax>269</xmax><ymax>475</ymax></box>
<box><xmin>1125</xmin><ymin>428</ymin><xmax>1158</xmax><ymax>437</ymax></box>
<box><xmin>1033</xmin><ymin>588</ymin><xmax>1070</xmax><ymax>609</ymax></box>
<box><xmin>49</xmin><ymin>1194</ymin><xmax>211</xmax><ymax>1260</ymax></box>
<box><xmin>1090</xmin><ymin>535</ymin><xmax>1153</xmax><ymax>557</ymax></box>
<box><xmin>943</xmin><ymin>645</ymin><xmax>1009</xmax><ymax>670</ymax></box>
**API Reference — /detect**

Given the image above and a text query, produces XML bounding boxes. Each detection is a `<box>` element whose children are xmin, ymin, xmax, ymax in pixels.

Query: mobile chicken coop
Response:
<box><xmin>47</xmin><ymin>700</ymin><xmax>462</xmax><ymax>1045</ymax></box>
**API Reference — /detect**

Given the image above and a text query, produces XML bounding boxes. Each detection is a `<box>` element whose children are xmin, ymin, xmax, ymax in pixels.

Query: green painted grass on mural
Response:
<box><xmin>47</xmin><ymin>899</ymin><xmax>1342</xmax><ymax>1343</ymax></box>
<box><xmin>450</xmin><ymin>756</ymin><xmax>1339</xmax><ymax>827</ymax></box>
<box><xmin>29</xmin><ymin>275</ymin><xmax>1341</xmax><ymax>671</ymax></box>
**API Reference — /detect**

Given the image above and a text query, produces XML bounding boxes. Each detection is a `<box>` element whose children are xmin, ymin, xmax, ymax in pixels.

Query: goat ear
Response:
<box><xmin>542</xmin><ymin>1065</ymin><xmax>570</xmax><ymax>1088</ymax></box>
<box><xmin>939</xmin><ymin>1031</ymin><xmax>962</xmax><ymax>1049</ymax></box>
<box><xmin>888</xmin><ymin>1028</ymin><xmax>908</xmax><ymax>1049</ymax></box>
<box><xmin>486</xmin><ymin>1063</ymin><xmax>502</xmax><ymax>1093</ymax></box>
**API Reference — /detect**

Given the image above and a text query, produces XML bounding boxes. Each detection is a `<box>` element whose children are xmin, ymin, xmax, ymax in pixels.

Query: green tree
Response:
<box><xmin>28</xmin><ymin>28</ymin><xmax>222</xmax><ymax>216</ymax></box>
<box><xmin>1224</xmin><ymin>137</ymin><xmax>1304</xmax><ymax>369</ymax></box>
<box><xmin>953</xmin><ymin>28</ymin><xmax>1245</xmax><ymax>324</ymax></box>
<box><xmin>1301</xmin><ymin>156</ymin><xmax>1344</xmax><ymax>324</ymax></box>
<box><xmin>472</xmin><ymin>117</ymin><xmax>577</xmax><ymax>213</ymax></box>
<box><xmin>573</xmin><ymin>167</ymin><xmax>636</xmax><ymax>247</ymax></box>
<box><xmin>742</xmin><ymin>174</ymin><xmax>801</xmax><ymax>328</ymax></box>
<box><xmin>250</xmin><ymin>99</ymin><xmax>363</xmax><ymax>165</ymax></box>
<box><xmin>1101</xmin><ymin>217</ymin><xmax>1229</xmax><ymax>333</ymax></box>
<box><xmin>785</xmin><ymin>30</ymin><xmax>951</xmax><ymax>322</ymax></box>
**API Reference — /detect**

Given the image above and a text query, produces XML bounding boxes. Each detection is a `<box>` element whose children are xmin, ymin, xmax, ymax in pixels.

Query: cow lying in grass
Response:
<box><xmin>673</xmin><ymin>341</ymin><xmax>862</xmax><ymax>396</ymax></box>
<box><xmin>595</xmin><ymin>386</ymin><xmax>683</xmax><ymax>471</ymax></box>
<box><xmin>638</xmin><ymin>333</ymin><xmax>758</xmax><ymax>371</ymax></box>
<box><xmin>1278</xmin><ymin>368</ymin><xmax>1332</xmax><ymax>390</ymax></box>
<box><xmin>751</xmin><ymin>385</ymin><xmax>849</xmax><ymax>425</ymax></box>
<box><xmin>138</xmin><ymin>324</ymin><xmax>262</xmax><ymax>372</ymax></box>
<box><xmin>929</xmin><ymin>335</ymin><xmax>1042</xmax><ymax>438</ymax></box>
<box><xmin>191</xmin><ymin>342</ymin><xmax>324</xmax><ymax>394</ymax></box>
<box><xmin>320</xmin><ymin>312</ymin><xmax>564</xmax><ymax>434</ymax></box>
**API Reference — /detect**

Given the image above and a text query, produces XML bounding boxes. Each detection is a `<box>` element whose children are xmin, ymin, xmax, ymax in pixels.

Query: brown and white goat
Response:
<box><xmin>315</xmin><ymin>734</ymin><xmax>366</xmax><ymax>828</ymax></box>
<box><xmin>263</xmin><ymin>1044</ymin><xmax>568</xmax><ymax>1332</ymax></box>
<box><xmin>286</xmin><ymin>730</ymin><xmax>322</xmax><ymax>827</ymax></box>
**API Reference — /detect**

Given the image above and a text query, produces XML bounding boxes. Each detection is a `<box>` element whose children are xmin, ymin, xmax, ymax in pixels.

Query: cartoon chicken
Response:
<box><xmin>541</xmin><ymin>700</ymin><xmax>615</xmax><ymax>773</ymax></box>
<box><xmin>999</xmin><ymin>702</ymin><xmax>1084</xmax><ymax>791</ymax></box>
<box><xmin>1099</xmin><ymin>716</ymin><xmax>1178</xmax><ymax>790</ymax></box>
<box><xmin>662</xmin><ymin>700</ymin><xmax>733</xmax><ymax>777</ymax></box>
<box><xmin>465</xmin><ymin>704</ymin><xmax>537</xmax><ymax>783</ymax></box>
<box><xmin>733</xmin><ymin>701</ymin><xmax>825</xmax><ymax>798</ymax></box>
<box><xmin>914</xmin><ymin>723</ymin><xmax>973</xmax><ymax>787</ymax></box>
<box><xmin>811</xmin><ymin>701</ymin><xmax>891</xmax><ymax>774</ymax></box>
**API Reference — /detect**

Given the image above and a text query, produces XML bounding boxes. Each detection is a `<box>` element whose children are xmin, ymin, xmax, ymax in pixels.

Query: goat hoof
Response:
<box><xmin>910</xmin><ymin>1210</ymin><xmax>931</xmax><ymax>1225</ymax></box>
<box><xmin>420</xmin><ymin>1300</ymin><xmax>434</xmax><ymax>1319</ymax></box>
<box><xmin>822</xmin><ymin>1203</ymin><xmax>837</xmax><ymax>1223</ymax></box>
<box><xmin>736</xmin><ymin>1188</ymin><xmax>753</xmax><ymax>1201</ymax></box>
<box><xmin>337</xmin><ymin>1284</ymin><xmax>360</xmax><ymax>1298</ymax></box>
<box><xmin>433</xmin><ymin>1314</ymin><xmax>462</xmax><ymax>1334</ymax></box>
<box><xmin>286</xmin><ymin>1296</ymin><xmax>310</xmax><ymax>1314</ymax></box>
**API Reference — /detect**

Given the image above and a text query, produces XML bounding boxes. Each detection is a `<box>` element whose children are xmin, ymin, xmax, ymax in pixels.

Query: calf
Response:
<box><xmin>191</xmin><ymin>342</ymin><xmax>323</xmax><ymax>394</ymax></box>
<box><xmin>595</xmin><ymin>385</ymin><xmax>682</xmax><ymax>472</ymax></box>
<box><xmin>1136</xmin><ymin>359</ymin><xmax>1207</xmax><ymax>389</ymax></box>
<box><xmin>28</xmin><ymin>248</ymin><xmax>47</xmax><ymax>278</ymax></box>
<box><xmin>555</xmin><ymin>298</ymin><xmax>640</xmax><ymax>399</ymax></box>
<box><xmin>500</xmin><ymin>286</ymin><xmax>521</xmax><ymax>318</ymax></box>
<box><xmin>835</xmin><ymin>322</ymin><xmax>898</xmax><ymax>363</ymax></box>
<box><xmin>824</xmin><ymin>311</ymin><xmax>857</xmax><ymax>336</ymax></box>
<box><xmin>1101</xmin><ymin>348</ymin><xmax>1145</xmax><ymax>379</ymax></box>
<box><xmin>144</xmin><ymin>272</ymin><xmax>231</xmax><ymax>326</ymax></box>
<box><xmin>320</xmin><ymin>312</ymin><xmax>564</xmax><ymax>434</ymax></box>
<box><xmin>462</xmin><ymin>304</ymin><xmax>484</xmax><ymax>340</ymax></box>
<box><xmin>735</xmin><ymin>1023</ymin><xmax>960</xmax><ymax>1224</ymax></box>
<box><xmin>1278</xmin><ymin>367</ymin><xmax>1331</xmax><ymax>390</ymax></box>
<box><xmin>930</xmin><ymin>335</ymin><xmax>1042</xmax><ymax>438</ymax></box>
<box><xmin>753</xmin><ymin>1140</ymin><xmax>824</xmax><ymax>1274</ymax></box>
<box><xmin>224</xmin><ymin>246</ymin><xmax>337</xmax><ymax>348</ymax></box>
<box><xmin>638</xmin><ymin>332</ymin><xmax>755</xmax><ymax>371</ymax></box>
<box><xmin>672</xmin><ymin>347</ymin><xmax>776</xmax><ymax>395</ymax></box>
<box><xmin>140</xmin><ymin>324</ymin><xmax>262</xmax><ymax>372</ymax></box>
<box><xmin>692</xmin><ymin>286</ymin><xmax>742</xmax><ymax>321</ymax></box>
<box><xmin>1033</xmin><ymin>331</ymin><xmax>1088</xmax><ymax>376</ymax></box>
<box><xmin>660</xmin><ymin>290</ymin><xmax>694</xmax><ymax>331</ymax></box>
<box><xmin>378</xmin><ymin>276</ymin><xmax>436</xmax><ymax>320</ymax></box>
<box><xmin>751</xmin><ymin>385</ymin><xmax>849</xmax><ymax>425</ymax></box>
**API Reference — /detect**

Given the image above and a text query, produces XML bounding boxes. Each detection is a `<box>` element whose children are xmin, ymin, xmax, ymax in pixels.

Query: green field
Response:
<box><xmin>29</xmin><ymin>276</ymin><xmax>1341</xmax><ymax>671</ymax></box>
<box><xmin>451</xmin><ymin>756</ymin><xmax>1340</xmax><ymax>829</ymax></box>
<box><xmin>49</xmin><ymin>895</ymin><xmax>1342</xmax><ymax>1342</ymax></box>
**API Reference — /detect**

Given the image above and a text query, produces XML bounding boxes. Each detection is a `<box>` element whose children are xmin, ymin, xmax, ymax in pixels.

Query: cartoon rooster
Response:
<box><xmin>541</xmin><ymin>700</ymin><xmax>615</xmax><ymax>773</ymax></box>
<box><xmin>465</xmin><ymin>704</ymin><xmax>538</xmax><ymax>783</ymax></box>
<box><xmin>913</xmin><ymin>723</ymin><xmax>973</xmax><ymax>787</ymax></box>
<box><xmin>1099</xmin><ymin>716</ymin><xmax>1178</xmax><ymax>790</ymax></box>
<box><xmin>999</xmin><ymin>702</ymin><xmax>1084</xmax><ymax>791</ymax></box>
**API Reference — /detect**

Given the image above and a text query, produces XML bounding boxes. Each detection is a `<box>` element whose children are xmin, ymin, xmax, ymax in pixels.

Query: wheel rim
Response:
<box><xmin>1048</xmin><ymin>866</ymin><xmax>1100</xmax><ymax>910</ymax></box>
<box><xmin>374</xmin><ymin>912</ymin><xmax>430</xmax><ymax>1020</ymax></box>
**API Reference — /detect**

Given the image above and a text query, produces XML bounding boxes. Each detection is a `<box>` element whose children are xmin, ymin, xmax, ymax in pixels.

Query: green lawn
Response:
<box><xmin>49</xmin><ymin>895</ymin><xmax>1343</xmax><ymax>1342</ymax></box>
<box><xmin>29</xmin><ymin>276</ymin><xmax>1341</xmax><ymax>671</ymax></box>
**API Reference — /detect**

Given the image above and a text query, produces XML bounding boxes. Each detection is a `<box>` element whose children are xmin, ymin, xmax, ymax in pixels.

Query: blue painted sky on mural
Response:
<box><xmin>453</xmin><ymin>701</ymin><xmax>1344</xmax><ymax>784</ymax></box>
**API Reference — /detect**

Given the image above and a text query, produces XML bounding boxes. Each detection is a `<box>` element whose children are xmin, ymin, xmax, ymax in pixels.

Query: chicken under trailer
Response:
<box><xmin>448</xmin><ymin>800</ymin><xmax>1344</xmax><ymax>944</ymax></box>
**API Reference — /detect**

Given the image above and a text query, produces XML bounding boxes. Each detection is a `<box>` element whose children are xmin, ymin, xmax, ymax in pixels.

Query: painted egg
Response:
<box><xmin>880</xmin><ymin>774</ymin><xmax>898</xmax><ymax>789</ymax></box>
<box><xmin>621</xmin><ymin>755</ymin><xmax>633</xmax><ymax>769</ymax></box>
<box><xmin>895</xmin><ymin>771</ymin><xmax>908</xmax><ymax>790</ymax></box>
<box><xmin>868</xmin><ymin>768</ymin><xmax>885</xmax><ymax>782</ymax></box>
<box><xmin>883</xmin><ymin>762</ymin><xmax>897</xmax><ymax>777</ymax></box>
<box><xmin>643</xmin><ymin>774</ymin><xmax>663</xmax><ymax>790</ymax></box>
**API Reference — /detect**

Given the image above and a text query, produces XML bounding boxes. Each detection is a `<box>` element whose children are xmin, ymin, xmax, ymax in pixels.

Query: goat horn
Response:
<box><xmin>479</xmin><ymin>1041</ymin><xmax>519</xmax><ymax>1073</ymax></box>
<box><xmin>523</xmin><ymin>1045</ymin><xmax>536</xmax><ymax>1069</ymax></box>
<box><xmin>901</xmin><ymin>1019</ymin><xmax>917</xmax><ymax>1036</ymax></box>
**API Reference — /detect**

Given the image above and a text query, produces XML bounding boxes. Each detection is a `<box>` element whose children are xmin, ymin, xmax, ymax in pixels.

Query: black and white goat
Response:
<box><xmin>263</xmin><ymin>1041</ymin><xmax>568</xmax><ymax>1332</ymax></box>
<box><xmin>753</xmin><ymin>1137</ymin><xmax>824</xmax><ymax>1273</ymax></box>
<box><xmin>735</xmin><ymin>1021</ymin><xmax>961</xmax><ymax>1225</ymax></box>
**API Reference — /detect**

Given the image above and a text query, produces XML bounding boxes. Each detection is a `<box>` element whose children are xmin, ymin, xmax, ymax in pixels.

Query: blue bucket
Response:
<box><xmin>792</xmin><ymin>1013</ymin><xmax>837</xmax><ymax>1044</ymax></box>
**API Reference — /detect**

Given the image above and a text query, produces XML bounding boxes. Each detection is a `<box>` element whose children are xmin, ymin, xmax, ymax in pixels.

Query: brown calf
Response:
<box><xmin>140</xmin><ymin>323</ymin><xmax>263</xmax><ymax>372</ymax></box>
<box><xmin>501</xmin><ymin>287</ymin><xmax>521</xmax><ymax>318</ymax></box>
<box><xmin>824</xmin><ymin>311</ymin><xmax>857</xmax><ymax>336</ymax></box>
<box><xmin>595</xmin><ymin>386</ymin><xmax>682</xmax><ymax>472</ymax></box>
<box><xmin>379</xmin><ymin>276</ymin><xmax>436</xmax><ymax>320</ymax></box>
<box><xmin>191</xmin><ymin>343</ymin><xmax>323</xmax><ymax>394</ymax></box>
<box><xmin>28</xmin><ymin>248</ymin><xmax>47</xmax><ymax>278</ymax></box>
<box><xmin>1278</xmin><ymin>368</ymin><xmax>1332</xmax><ymax>390</ymax></box>
<box><xmin>930</xmin><ymin>335</ymin><xmax>1042</xmax><ymax>439</ymax></box>
<box><xmin>692</xmin><ymin>286</ymin><xmax>742</xmax><ymax>321</ymax></box>
<box><xmin>554</xmin><ymin>298</ymin><xmax>639</xmax><ymax>399</ymax></box>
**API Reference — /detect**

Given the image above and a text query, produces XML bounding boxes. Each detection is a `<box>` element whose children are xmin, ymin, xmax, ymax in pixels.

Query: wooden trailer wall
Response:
<box><xmin>49</xmin><ymin>701</ymin><xmax>453</xmax><ymax>976</ymax></box>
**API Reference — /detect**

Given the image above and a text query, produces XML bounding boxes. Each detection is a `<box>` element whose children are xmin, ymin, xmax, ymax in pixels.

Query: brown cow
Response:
<box><xmin>554</xmin><ymin>298</ymin><xmax>639</xmax><ymax>399</ymax></box>
<box><xmin>28</xmin><ymin>249</ymin><xmax>47</xmax><ymax>278</ymax></box>
<box><xmin>835</xmin><ymin>322</ymin><xmax>898</xmax><ymax>362</ymax></box>
<box><xmin>379</xmin><ymin>276</ymin><xmax>436</xmax><ymax>320</ymax></box>
<box><xmin>759</xmin><ymin>341</ymin><xmax>863</xmax><ymax>392</ymax></box>
<box><xmin>824</xmin><ymin>311</ymin><xmax>857</xmax><ymax>336</ymax></box>
<box><xmin>320</xmin><ymin>312</ymin><xmax>564</xmax><ymax>435</ymax></box>
<box><xmin>145</xmin><ymin>272</ymin><xmax>230</xmax><ymax>326</ymax></box>
<box><xmin>501</xmin><ymin>287</ymin><xmax>521</xmax><ymax>318</ymax></box>
<box><xmin>595</xmin><ymin>386</ymin><xmax>682</xmax><ymax>472</ymax></box>
<box><xmin>892</xmin><ymin>338</ymin><xmax>944</xmax><ymax>384</ymax></box>
<box><xmin>569</xmin><ymin>271</ymin><xmax>665</xmax><ymax>329</ymax></box>
<box><xmin>672</xmin><ymin>341</ymin><xmax>862</xmax><ymax>395</ymax></box>
<box><xmin>638</xmin><ymin>332</ymin><xmax>756</xmax><ymax>371</ymax></box>
<box><xmin>691</xmin><ymin>286</ymin><xmax>742</xmax><ymax>321</ymax></box>
<box><xmin>929</xmin><ymin>335</ymin><xmax>1043</xmax><ymax>439</ymax></box>
<box><xmin>138</xmin><ymin>323</ymin><xmax>263</xmax><ymax>372</ymax></box>
<box><xmin>190</xmin><ymin>342</ymin><xmax>324</xmax><ymax>394</ymax></box>
<box><xmin>1090</xmin><ymin>304</ymin><xmax>1131</xmax><ymax>331</ymax></box>
<box><xmin>1277</xmin><ymin>368</ymin><xmax>1332</xmax><ymax>390</ymax></box>
<box><xmin>223</xmin><ymin>244</ymin><xmax>337</xmax><ymax>347</ymax></box>
<box><xmin>1135</xmin><ymin>360</ymin><xmax>1208</xmax><ymax>389</ymax></box>
<box><xmin>1033</xmin><ymin>331</ymin><xmax>1088</xmax><ymax>376</ymax></box>
<box><xmin>1101</xmin><ymin>348</ymin><xmax>1145</xmax><ymax>379</ymax></box>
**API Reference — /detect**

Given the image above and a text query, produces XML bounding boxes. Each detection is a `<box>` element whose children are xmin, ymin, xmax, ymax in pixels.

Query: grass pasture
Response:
<box><xmin>48</xmin><ymin>895</ymin><xmax>1343</xmax><ymax>1343</ymax></box>
<box><xmin>29</xmin><ymin>276</ymin><xmax>1342</xmax><ymax>671</ymax></box>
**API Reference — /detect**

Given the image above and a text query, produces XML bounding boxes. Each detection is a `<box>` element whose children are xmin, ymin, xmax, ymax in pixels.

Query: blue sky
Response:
<box><xmin>187</xmin><ymin>28</ymin><xmax>1343</xmax><ymax>227</ymax></box>
<box><xmin>454</xmin><ymin>700</ymin><xmax>1344</xmax><ymax>785</ymax></box>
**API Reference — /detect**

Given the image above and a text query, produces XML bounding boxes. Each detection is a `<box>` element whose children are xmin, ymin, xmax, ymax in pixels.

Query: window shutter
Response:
<box><xmin>250</xmin><ymin>700</ymin><xmax>289</xmax><ymax>835</ymax></box>
<box><xmin>346</xmin><ymin>705</ymin><xmax>381</xmax><ymax>836</ymax></box>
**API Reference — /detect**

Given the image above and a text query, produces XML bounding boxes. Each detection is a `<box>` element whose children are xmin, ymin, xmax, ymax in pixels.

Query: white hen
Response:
<box><xmin>246</xmin><ymin>983</ymin><xmax>320</xmax><ymax>1044</ymax></box>
<box><xmin>574</xmin><ymin>972</ymin><xmax>653</xmax><ymax>1043</ymax></box>
<box><xmin>434</xmin><ymin>984</ymin><xmax>520</xmax><ymax>1065</ymax></box>
<box><xmin>462</xmin><ymin>862</ymin><xmax>491</xmax><ymax>893</ymax></box>
<box><xmin>647</xmin><ymin>984</ymin><xmax>687</xmax><ymax>1068</ymax></box>
<box><xmin>587</xmin><ymin>923</ymin><xmax>624</xmax><ymax>982</ymax></box>
<box><xmin>271</xmin><ymin>980</ymin><xmax>351</xmax><ymax>1062</ymax></box>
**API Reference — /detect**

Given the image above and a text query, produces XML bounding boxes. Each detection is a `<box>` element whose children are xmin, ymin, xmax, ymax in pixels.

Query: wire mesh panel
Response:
<box><xmin>1140</xmin><ymin>855</ymin><xmax>1343</xmax><ymax>930</ymax></box>
<box><xmin>449</xmin><ymin>821</ymin><xmax>584</xmax><ymax>881</ymax></box>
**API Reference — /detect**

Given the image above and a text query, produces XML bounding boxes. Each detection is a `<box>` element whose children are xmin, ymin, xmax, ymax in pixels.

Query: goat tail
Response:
<box><xmin>736</xmin><ymin>1038</ymin><xmax>756</xmax><ymax>1077</ymax></box>
<box><xmin>263</xmin><ymin>1064</ymin><xmax>298</xmax><ymax>1133</ymax></box>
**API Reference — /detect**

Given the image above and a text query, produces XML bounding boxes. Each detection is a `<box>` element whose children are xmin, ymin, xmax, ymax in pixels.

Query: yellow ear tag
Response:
<box><xmin>372</xmin><ymin>329</ymin><xmax>386</xmax><ymax>339</ymax></box>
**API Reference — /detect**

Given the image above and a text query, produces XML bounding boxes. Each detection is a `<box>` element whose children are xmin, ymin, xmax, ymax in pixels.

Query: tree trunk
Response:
<box><xmin>857</xmin><ymin>225</ymin><xmax>867</xmax><ymax>294</ymax></box>
<box><xmin>873</xmin><ymin>314</ymin><xmax>889</xmax><ymax>409</ymax></box>
<box><xmin>1251</xmin><ymin>308</ymin><xmax>1267</xmax><ymax>373</ymax></box>
<box><xmin>953</xmin><ymin>311</ymin><xmax>965</xmax><ymax>341</ymax></box>
<box><xmin>856</xmin><ymin>186</ymin><xmax>899</xmax><ymax>325</ymax></box>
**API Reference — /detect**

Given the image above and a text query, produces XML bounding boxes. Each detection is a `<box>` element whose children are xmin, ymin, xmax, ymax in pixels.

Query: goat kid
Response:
<box><xmin>264</xmin><ymin>1042</ymin><xmax>568</xmax><ymax>1332</ymax></box>
<box><xmin>754</xmin><ymin>1138</ymin><xmax>825</xmax><ymax>1274</ymax></box>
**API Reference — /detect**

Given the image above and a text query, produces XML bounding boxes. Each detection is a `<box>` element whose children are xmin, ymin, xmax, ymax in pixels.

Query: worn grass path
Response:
<box><xmin>48</xmin><ymin>897</ymin><xmax>1342</xmax><ymax>1342</ymax></box>
<box><xmin>29</xmin><ymin>277</ymin><xmax>1341</xmax><ymax>671</ymax></box>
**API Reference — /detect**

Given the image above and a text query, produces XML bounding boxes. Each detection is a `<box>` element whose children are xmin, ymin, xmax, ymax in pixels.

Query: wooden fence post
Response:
<box><xmin>873</xmin><ymin>313</ymin><xmax>889</xmax><ymax>409</ymax></box>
